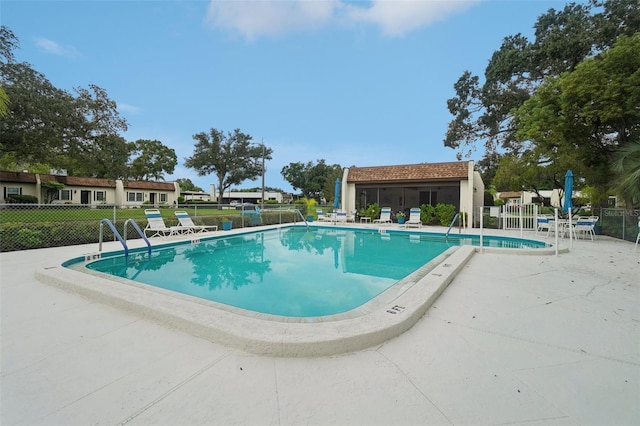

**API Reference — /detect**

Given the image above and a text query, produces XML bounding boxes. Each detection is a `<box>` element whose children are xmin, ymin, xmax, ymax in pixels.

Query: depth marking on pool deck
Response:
<box><xmin>386</xmin><ymin>305</ymin><xmax>406</xmax><ymax>315</ymax></box>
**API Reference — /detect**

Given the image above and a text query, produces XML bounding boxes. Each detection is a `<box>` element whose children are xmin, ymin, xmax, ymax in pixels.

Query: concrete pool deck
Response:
<box><xmin>2</xmin><ymin>225</ymin><xmax>639</xmax><ymax>425</ymax></box>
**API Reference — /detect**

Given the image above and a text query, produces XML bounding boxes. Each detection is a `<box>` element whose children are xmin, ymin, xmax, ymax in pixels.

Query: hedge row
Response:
<box><xmin>0</xmin><ymin>210</ymin><xmax>300</xmax><ymax>252</ymax></box>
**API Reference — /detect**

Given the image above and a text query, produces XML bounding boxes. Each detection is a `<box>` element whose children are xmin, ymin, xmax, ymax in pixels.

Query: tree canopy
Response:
<box><xmin>444</xmin><ymin>0</ymin><xmax>640</xmax><ymax>206</ymax></box>
<box><xmin>175</xmin><ymin>178</ymin><xmax>204</xmax><ymax>193</ymax></box>
<box><xmin>281</xmin><ymin>159</ymin><xmax>342</xmax><ymax>201</ymax></box>
<box><xmin>129</xmin><ymin>139</ymin><xmax>177</xmax><ymax>181</ymax></box>
<box><xmin>0</xmin><ymin>25</ymin><xmax>178</xmax><ymax>183</ymax></box>
<box><xmin>514</xmin><ymin>33</ymin><xmax>640</xmax><ymax>202</ymax></box>
<box><xmin>184</xmin><ymin>128</ymin><xmax>273</xmax><ymax>204</ymax></box>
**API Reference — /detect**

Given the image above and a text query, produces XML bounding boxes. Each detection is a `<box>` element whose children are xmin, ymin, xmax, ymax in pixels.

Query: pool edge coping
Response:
<box><xmin>35</xmin><ymin>245</ymin><xmax>477</xmax><ymax>357</ymax></box>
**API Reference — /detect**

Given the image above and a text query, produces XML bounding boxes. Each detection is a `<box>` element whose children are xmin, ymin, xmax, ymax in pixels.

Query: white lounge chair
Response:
<box><xmin>635</xmin><ymin>218</ymin><xmax>639</xmax><ymax>252</ymax></box>
<box><xmin>334</xmin><ymin>211</ymin><xmax>347</xmax><ymax>224</ymax></box>
<box><xmin>144</xmin><ymin>209</ymin><xmax>185</xmax><ymax>238</ymax></box>
<box><xmin>573</xmin><ymin>217</ymin><xmax>597</xmax><ymax>240</ymax></box>
<box><xmin>174</xmin><ymin>211</ymin><xmax>218</xmax><ymax>234</ymax></box>
<box><xmin>535</xmin><ymin>215</ymin><xmax>552</xmax><ymax>236</ymax></box>
<box><xmin>404</xmin><ymin>208</ymin><xmax>422</xmax><ymax>228</ymax></box>
<box><xmin>373</xmin><ymin>207</ymin><xmax>392</xmax><ymax>225</ymax></box>
<box><xmin>316</xmin><ymin>209</ymin><xmax>332</xmax><ymax>222</ymax></box>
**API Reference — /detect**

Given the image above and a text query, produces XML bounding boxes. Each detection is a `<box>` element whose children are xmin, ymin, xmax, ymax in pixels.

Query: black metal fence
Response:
<box><xmin>594</xmin><ymin>208</ymin><xmax>640</xmax><ymax>243</ymax></box>
<box><xmin>0</xmin><ymin>204</ymin><xmax>304</xmax><ymax>252</ymax></box>
<box><xmin>2</xmin><ymin>203</ymin><xmax>638</xmax><ymax>252</ymax></box>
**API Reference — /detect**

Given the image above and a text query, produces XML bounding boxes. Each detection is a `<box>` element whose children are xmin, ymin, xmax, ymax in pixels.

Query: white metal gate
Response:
<box><xmin>502</xmin><ymin>203</ymin><xmax>537</xmax><ymax>230</ymax></box>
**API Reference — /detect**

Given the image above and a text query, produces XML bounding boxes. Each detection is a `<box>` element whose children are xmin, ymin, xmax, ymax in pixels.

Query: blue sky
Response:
<box><xmin>3</xmin><ymin>0</ymin><xmax>575</xmax><ymax>193</ymax></box>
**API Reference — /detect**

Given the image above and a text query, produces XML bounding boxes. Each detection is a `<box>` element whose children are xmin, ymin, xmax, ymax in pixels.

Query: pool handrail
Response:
<box><xmin>445</xmin><ymin>213</ymin><xmax>460</xmax><ymax>238</ymax></box>
<box><xmin>124</xmin><ymin>218</ymin><xmax>152</xmax><ymax>257</ymax></box>
<box><xmin>293</xmin><ymin>208</ymin><xmax>309</xmax><ymax>228</ymax></box>
<box><xmin>99</xmin><ymin>218</ymin><xmax>128</xmax><ymax>258</ymax></box>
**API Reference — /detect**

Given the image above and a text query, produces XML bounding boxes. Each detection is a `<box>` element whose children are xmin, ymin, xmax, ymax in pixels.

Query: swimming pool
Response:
<box><xmin>75</xmin><ymin>227</ymin><xmax>548</xmax><ymax>318</ymax></box>
<box><xmin>45</xmin><ymin>225</ymin><xmax>556</xmax><ymax>356</ymax></box>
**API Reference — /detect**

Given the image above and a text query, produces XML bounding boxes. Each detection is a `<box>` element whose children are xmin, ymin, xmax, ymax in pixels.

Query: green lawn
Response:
<box><xmin>0</xmin><ymin>205</ymin><xmax>233</xmax><ymax>224</ymax></box>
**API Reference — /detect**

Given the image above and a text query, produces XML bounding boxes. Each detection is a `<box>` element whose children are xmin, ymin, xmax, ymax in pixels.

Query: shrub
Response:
<box><xmin>435</xmin><ymin>203</ymin><xmax>457</xmax><ymax>226</ymax></box>
<box><xmin>358</xmin><ymin>203</ymin><xmax>380</xmax><ymax>220</ymax></box>
<box><xmin>5</xmin><ymin>194</ymin><xmax>38</xmax><ymax>204</ymax></box>
<box><xmin>420</xmin><ymin>204</ymin><xmax>437</xmax><ymax>225</ymax></box>
<box><xmin>15</xmin><ymin>228</ymin><xmax>43</xmax><ymax>249</ymax></box>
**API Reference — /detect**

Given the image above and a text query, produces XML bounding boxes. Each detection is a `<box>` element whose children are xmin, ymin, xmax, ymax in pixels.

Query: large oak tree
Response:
<box><xmin>184</xmin><ymin>128</ymin><xmax>273</xmax><ymax>205</ymax></box>
<box><xmin>444</xmin><ymin>0</ymin><xmax>640</xmax><ymax>203</ymax></box>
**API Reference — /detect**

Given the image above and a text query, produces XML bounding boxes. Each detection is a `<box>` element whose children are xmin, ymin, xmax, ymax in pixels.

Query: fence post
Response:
<box><xmin>479</xmin><ymin>206</ymin><xmax>484</xmax><ymax>253</ymax></box>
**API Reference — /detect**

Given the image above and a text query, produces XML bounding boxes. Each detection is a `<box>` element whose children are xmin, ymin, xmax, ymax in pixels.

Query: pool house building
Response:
<box><xmin>340</xmin><ymin>161</ymin><xmax>484</xmax><ymax>228</ymax></box>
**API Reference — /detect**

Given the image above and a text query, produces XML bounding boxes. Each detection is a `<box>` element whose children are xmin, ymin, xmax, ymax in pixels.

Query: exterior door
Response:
<box><xmin>80</xmin><ymin>190</ymin><xmax>90</xmax><ymax>205</ymax></box>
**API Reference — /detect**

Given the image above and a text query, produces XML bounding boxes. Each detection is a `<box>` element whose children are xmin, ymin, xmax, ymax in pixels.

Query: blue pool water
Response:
<box><xmin>81</xmin><ymin>227</ymin><xmax>548</xmax><ymax>317</ymax></box>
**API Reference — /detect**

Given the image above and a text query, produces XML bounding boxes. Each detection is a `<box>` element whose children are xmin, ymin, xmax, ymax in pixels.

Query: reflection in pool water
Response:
<box><xmin>84</xmin><ymin>228</ymin><xmax>547</xmax><ymax>317</ymax></box>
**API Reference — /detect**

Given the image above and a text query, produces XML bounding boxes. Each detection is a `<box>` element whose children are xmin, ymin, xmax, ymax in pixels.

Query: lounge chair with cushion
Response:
<box><xmin>573</xmin><ymin>217</ymin><xmax>597</xmax><ymax>241</ymax></box>
<box><xmin>316</xmin><ymin>209</ymin><xmax>332</xmax><ymax>222</ymax></box>
<box><xmin>175</xmin><ymin>211</ymin><xmax>218</xmax><ymax>234</ymax></box>
<box><xmin>144</xmin><ymin>209</ymin><xmax>185</xmax><ymax>238</ymax></box>
<box><xmin>404</xmin><ymin>208</ymin><xmax>422</xmax><ymax>228</ymax></box>
<box><xmin>535</xmin><ymin>215</ymin><xmax>552</xmax><ymax>236</ymax></box>
<box><xmin>335</xmin><ymin>211</ymin><xmax>347</xmax><ymax>224</ymax></box>
<box><xmin>373</xmin><ymin>207</ymin><xmax>392</xmax><ymax>225</ymax></box>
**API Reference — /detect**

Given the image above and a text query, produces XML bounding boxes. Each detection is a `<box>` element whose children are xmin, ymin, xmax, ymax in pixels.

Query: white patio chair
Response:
<box><xmin>404</xmin><ymin>208</ymin><xmax>422</xmax><ymax>228</ymax></box>
<box><xmin>373</xmin><ymin>207</ymin><xmax>392</xmax><ymax>225</ymax></box>
<box><xmin>174</xmin><ymin>211</ymin><xmax>218</xmax><ymax>234</ymax></box>
<box><xmin>535</xmin><ymin>215</ymin><xmax>552</xmax><ymax>236</ymax></box>
<box><xmin>574</xmin><ymin>217</ymin><xmax>597</xmax><ymax>241</ymax></box>
<box><xmin>144</xmin><ymin>209</ymin><xmax>185</xmax><ymax>238</ymax></box>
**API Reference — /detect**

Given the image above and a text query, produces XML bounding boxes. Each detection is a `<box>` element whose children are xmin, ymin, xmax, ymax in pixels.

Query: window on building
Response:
<box><xmin>59</xmin><ymin>189</ymin><xmax>72</xmax><ymax>201</ymax></box>
<box><xmin>4</xmin><ymin>187</ymin><xmax>22</xmax><ymax>199</ymax></box>
<box><xmin>159</xmin><ymin>193</ymin><xmax>167</xmax><ymax>203</ymax></box>
<box><xmin>95</xmin><ymin>191</ymin><xmax>106</xmax><ymax>202</ymax></box>
<box><xmin>127</xmin><ymin>192</ymin><xmax>143</xmax><ymax>202</ymax></box>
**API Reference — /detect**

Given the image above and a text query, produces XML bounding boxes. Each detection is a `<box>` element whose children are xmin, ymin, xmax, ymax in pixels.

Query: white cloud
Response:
<box><xmin>348</xmin><ymin>0</ymin><xmax>478</xmax><ymax>37</ymax></box>
<box><xmin>118</xmin><ymin>103</ymin><xmax>142</xmax><ymax>114</ymax></box>
<box><xmin>34</xmin><ymin>37</ymin><xmax>80</xmax><ymax>58</ymax></box>
<box><xmin>205</xmin><ymin>1</ymin><xmax>337</xmax><ymax>40</ymax></box>
<box><xmin>204</xmin><ymin>0</ymin><xmax>478</xmax><ymax>39</ymax></box>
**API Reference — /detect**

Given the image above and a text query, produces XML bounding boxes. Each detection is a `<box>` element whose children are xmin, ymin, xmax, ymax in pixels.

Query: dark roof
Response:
<box><xmin>0</xmin><ymin>170</ymin><xmax>176</xmax><ymax>191</ymax></box>
<box><xmin>347</xmin><ymin>162</ymin><xmax>470</xmax><ymax>184</ymax></box>
<box><xmin>0</xmin><ymin>171</ymin><xmax>38</xmax><ymax>184</ymax></box>
<box><xmin>124</xmin><ymin>180</ymin><xmax>175</xmax><ymax>191</ymax></box>
<box><xmin>37</xmin><ymin>174</ymin><xmax>117</xmax><ymax>188</ymax></box>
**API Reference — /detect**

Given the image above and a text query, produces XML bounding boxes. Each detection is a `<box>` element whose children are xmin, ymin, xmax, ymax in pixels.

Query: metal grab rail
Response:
<box><xmin>124</xmin><ymin>219</ymin><xmax>152</xmax><ymax>257</ymax></box>
<box><xmin>294</xmin><ymin>209</ymin><xmax>309</xmax><ymax>228</ymax></box>
<box><xmin>99</xmin><ymin>219</ymin><xmax>128</xmax><ymax>257</ymax></box>
<box><xmin>98</xmin><ymin>218</ymin><xmax>152</xmax><ymax>258</ymax></box>
<box><xmin>445</xmin><ymin>213</ymin><xmax>460</xmax><ymax>238</ymax></box>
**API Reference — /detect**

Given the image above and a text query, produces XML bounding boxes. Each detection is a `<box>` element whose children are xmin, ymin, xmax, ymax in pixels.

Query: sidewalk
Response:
<box><xmin>1</xmin><ymin>229</ymin><xmax>639</xmax><ymax>425</ymax></box>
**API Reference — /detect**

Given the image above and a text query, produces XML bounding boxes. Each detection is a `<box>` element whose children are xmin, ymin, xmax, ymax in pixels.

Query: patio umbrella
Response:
<box><xmin>564</xmin><ymin>170</ymin><xmax>574</xmax><ymax>246</ymax></box>
<box><xmin>334</xmin><ymin>178</ymin><xmax>341</xmax><ymax>210</ymax></box>
<box><xmin>563</xmin><ymin>170</ymin><xmax>573</xmax><ymax>213</ymax></box>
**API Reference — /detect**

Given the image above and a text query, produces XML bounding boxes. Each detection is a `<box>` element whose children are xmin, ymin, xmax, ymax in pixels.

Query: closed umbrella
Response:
<box><xmin>334</xmin><ymin>178</ymin><xmax>341</xmax><ymax>210</ymax></box>
<box><xmin>563</xmin><ymin>170</ymin><xmax>573</xmax><ymax>213</ymax></box>
<box><xmin>564</xmin><ymin>170</ymin><xmax>574</xmax><ymax>246</ymax></box>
